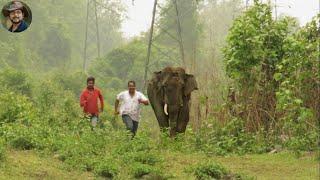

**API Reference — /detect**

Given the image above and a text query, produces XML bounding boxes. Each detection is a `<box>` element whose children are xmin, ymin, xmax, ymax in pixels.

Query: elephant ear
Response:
<box><xmin>184</xmin><ymin>74</ymin><xmax>198</xmax><ymax>96</ymax></box>
<box><xmin>150</xmin><ymin>71</ymin><xmax>160</xmax><ymax>84</ymax></box>
<box><xmin>153</xmin><ymin>71</ymin><xmax>164</xmax><ymax>90</ymax></box>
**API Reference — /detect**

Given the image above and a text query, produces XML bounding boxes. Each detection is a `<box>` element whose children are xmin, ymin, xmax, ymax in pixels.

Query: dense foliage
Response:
<box><xmin>0</xmin><ymin>68</ymin><xmax>265</xmax><ymax>179</ymax></box>
<box><xmin>0</xmin><ymin>0</ymin><xmax>124</xmax><ymax>72</ymax></box>
<box><xmin>223</xmin><ymin>1</ymin><xmax>318</xmax><ymax>153</ymax></box>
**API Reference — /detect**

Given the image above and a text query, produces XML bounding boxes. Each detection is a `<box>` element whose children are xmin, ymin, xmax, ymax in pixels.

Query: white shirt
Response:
<box><xmin>116</xmin><ymin>90</ymin><xmax>148</xmax><ymax>122</ymax></box>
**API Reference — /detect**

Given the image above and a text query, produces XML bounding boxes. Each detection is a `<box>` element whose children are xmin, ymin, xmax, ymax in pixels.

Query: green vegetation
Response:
<box><xmin>0</xmin><ymin>150</ymin><xmax>94</xmax><ymax>179</ymax></box>
<box><xmin>223</xmin><ymin>1</ymin><xmax>319</xmax><ymax>155</ymax></box>
<box><xmin>0</xmin><ymin>70</ymin><xmax>317</xmax><ymax>178</ymax></box>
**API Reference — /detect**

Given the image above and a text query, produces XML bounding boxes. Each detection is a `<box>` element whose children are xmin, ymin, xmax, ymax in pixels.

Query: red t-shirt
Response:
<box><xmin>80</xmin><ymin>87</ymin><xmax>104</xmax><ymax>116</ymax></box>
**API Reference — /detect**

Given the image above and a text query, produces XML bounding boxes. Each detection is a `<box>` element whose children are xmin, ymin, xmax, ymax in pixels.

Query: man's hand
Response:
<box><xmin>114</xmin><ymin>110</ymin><xmax>120</xmax><ymax>115</ymax></box>
<box><xmin>115</xmin><ymin>99</ymin><xmax>120</xmax><ymax>115</ymax></box>
<box><xmin>80</xmin><ymin>100</ymin><xmax>87</xmax><ymax>107</ymax></box>
<box><xmin>138</xmin><ymin>99</ymin><xmax>149</xmax><ymax>105</ymax></box>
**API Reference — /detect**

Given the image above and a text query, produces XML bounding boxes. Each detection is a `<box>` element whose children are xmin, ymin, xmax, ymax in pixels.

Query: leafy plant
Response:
<box><xmin>0</xmin><ymin>68</ymin><xmax>32</xmax><ymax>97</ymax></box>
<box><xmin>94</xmin><ymin>158</ymin><xmax>119</xmax><ymax>178</ymax></box>
<box><xmin>191</xmin><ymin>161</ymin><xmax>253</xmax><ymax>180</ymax></box>
<box><xmin>130</xmin><ymin>163</ymin><xmax>165</xmax><ymax>179</ymax></box>
<box><xmin>274</xmin><ymin>15</ymin><xmax>319</xmax><ymax>153</ymax></box>
<box><xmin>0</xmin><ymin>89</ymin><xmax>35</xmax><ymax>125</ymax></box>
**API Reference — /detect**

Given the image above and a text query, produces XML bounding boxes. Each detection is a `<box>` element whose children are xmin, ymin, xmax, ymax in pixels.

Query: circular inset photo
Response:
<box><xmin>1</xmin><ymin>1</ymin><xmax>32</xmax><ymax>33</ymax></box>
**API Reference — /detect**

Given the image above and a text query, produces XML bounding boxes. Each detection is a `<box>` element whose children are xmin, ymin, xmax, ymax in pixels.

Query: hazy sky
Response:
<box><xmin>121</xmin><ymin>0</ymin><xmax>318</xmax><ymax>38</ymax></box>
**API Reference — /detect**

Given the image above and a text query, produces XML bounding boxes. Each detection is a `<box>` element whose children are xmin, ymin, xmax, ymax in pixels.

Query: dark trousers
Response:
<box><xmin>122</xmin><ymin>115</ymin><xmax>139</xmax><ymax>136</ymax></box>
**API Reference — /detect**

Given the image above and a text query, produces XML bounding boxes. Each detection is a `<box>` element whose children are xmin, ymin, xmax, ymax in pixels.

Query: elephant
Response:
<box><xmin>147</xmin><ymin>67</ymin><xmax>198</xmax><ymax>137</ymax></box>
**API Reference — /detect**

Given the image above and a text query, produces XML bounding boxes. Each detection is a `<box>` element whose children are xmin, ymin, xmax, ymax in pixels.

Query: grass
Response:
<box><xmin>213</xmin><ymin>152</ymin><xmax>319</xmax><ymax>180</ymax></box>
<box><xmin>0</xmin><ymin>147</ymin><xmax>318</xmax><ymax>179</ymax></box>
<box><xmin>161</xmin><ymin>151</ymin><xmax>319</xmax><ymax>179</ymax></box>
<box><xmin>0</xmin><ymin>109</ymin><xmax>318</xmax><ymax>179</ymax></box>
<box><xmin>0</xmin><ymin>149</ymin><xmax>94</xmax><ymax>180</ymax></box>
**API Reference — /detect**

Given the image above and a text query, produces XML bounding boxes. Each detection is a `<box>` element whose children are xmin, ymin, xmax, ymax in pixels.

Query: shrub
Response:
<box><xmin>194</xmin><ymin>162</ymin><xmax>228</xmax><ymax>179</ymax></box>
<box><xmin>51</xmin><ymin>71</ymin><xmax>87</xmax><ymax>97</ymax></box>
<box><xmin>0</xmin><ymin>68</ymin><xmax>32</xmax><ymax>97</ymax></box>
<box><xmin>192</xmin><ymin>161</ymin><xmax>253</xmax><ymax>180</ymax></box>
<box><xmin>0</xmin><ymin>90</ymin><xmax>35</xmax><ymax>125</ymax></box>
<box><xmin>113</xmin><ymin>132</ymin><xmax>153</xmax><ymax>156</ymax></box>
<box><xmin>131</xmin><ymin>163</ymin><xmax>163</xmax><ymax>178</ymax></box>
<box><xmin>1</xmin><ymin>122</ymin><xmax>41</xmax><ymax>150</ymax></box>
<box><xmin>10</xmin><ymin>136</ymin><xmax>35</xmax><ymax>150</ymax></box>
<box><xmin>134</xmin><ymin>152</ymin><xmax>161</xmax><ymax>165</ymax></box>
<box><xmin>194</xmin><ymin>118</ymin><xmax>269</xmax><ymax>155</ymax></box>
<box><xmin>124</xmin><ymin>151</ymin><xmax>162</xmax><ymax>165</ymax></box>
<box><xmin>94</xmin><ymin>159</ymin><xmax>119</xmax><ymax>178</ymax></box>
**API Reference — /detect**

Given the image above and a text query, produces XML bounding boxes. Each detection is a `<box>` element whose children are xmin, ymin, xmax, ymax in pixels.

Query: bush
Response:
<box><xmin>1</xmin><ymin>122</ymin><xmax>42</xmax><ymax>150</ymax></box>
<box><xmin>94</xmin><ymin>159</ymin><xmax>119</xmax><ymax>178</ymax></box>
<box><xmin>131</xmin><ymin>163</ymin><xmax>164</xmax><ymax>178</ymax></box>
<box><xmin>192</xmin><ymin>161</ymin><xmax>253</xmax><ymax>180</ymax></box>
<box><xmin>51</xmin><ymin>71</ymin><xmax>87</xmax><ymax>97</ymax></box>
<box><xmin>124</xmin><ymin>151</ymin><xmax>162</xmax><ymax>166</ymax></box>
<box><xmin>0</xmin><ymin>90</ymin><xmax>35</xmax><ymax>124</ymax></box>
<box><xmin>10</xmin><ymin>136</ymin><xmax>35</xmax><ymax>150</ymax></box>
<box><xmin>113</xmin><ymin>132</ymin><xmax>154</xmax><ymax>156</ymax></box>
<box><xmin>194</xmin><ymin>118</ymin><xmax>269</xmax><ymax>155</ymax></box>
<box><xmin>194</xmin><ymin>162</ymin><xmax>228</xmax><ymax>179</ymax></box>
<box><xmin>0</xmin><ymin>68</ymin><xmax>32</xmax><ymax>97</ymax></box>
<box><xmin>134</xmin><ymin>152</ymin><xmax>161</xmax><ymax>165</ymax></box>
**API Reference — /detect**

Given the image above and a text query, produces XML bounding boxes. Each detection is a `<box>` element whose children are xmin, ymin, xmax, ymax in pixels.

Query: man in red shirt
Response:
<box><xmin>80</xmin><ymin>76</ymin><xmax>104</xmax><ymax>128</ymax></box>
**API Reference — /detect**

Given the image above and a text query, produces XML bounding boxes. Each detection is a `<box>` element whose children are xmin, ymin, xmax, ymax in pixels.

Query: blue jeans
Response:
<box><xmin>122</xmin><ymin>115</ymin><xmax>139</xmax><ymax>136</ymax></box>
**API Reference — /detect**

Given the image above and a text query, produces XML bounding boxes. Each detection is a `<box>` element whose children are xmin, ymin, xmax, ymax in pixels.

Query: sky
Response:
<box><xmin>121</xmin><ymin>0</ymin><xmax>319</xmax><ymax>38</ymax></box>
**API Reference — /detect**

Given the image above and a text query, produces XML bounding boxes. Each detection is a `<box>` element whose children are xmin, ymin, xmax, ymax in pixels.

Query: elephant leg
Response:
<box><xmin>176</xmin><ymin>98</ymin><xmax>190</xmax><ymax>133</ymax></box>
<box><xmin>147</xmin><ymin>85</ymin><xmax>169</xmax><ymax>129</ymax></box>
<box><xmin>150</xmin><ymin>101</ymin><xmax>169</xmax><ymax>129</ymax></box>
<box><xmin>168</xmin><ymin>105</ymin><xmax>180</xmax><ymax>137</ymax></box>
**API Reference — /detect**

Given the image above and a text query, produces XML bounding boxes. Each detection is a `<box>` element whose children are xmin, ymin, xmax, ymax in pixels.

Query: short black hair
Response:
<box><xmin>87</xmin><ymin>76</ymin><xmax>95</xmax><ymax>83</ymax></box>
<box><xmin>128</xmin><ymin>80</ymin><xmax>136</xmax><ymax>86</ymax></box>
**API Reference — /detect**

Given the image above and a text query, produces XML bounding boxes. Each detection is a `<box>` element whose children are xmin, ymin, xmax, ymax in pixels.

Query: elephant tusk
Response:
<box><xmin>164</xmin><ymin>104</ymin><xmax>168</xmax><ymax>116</ymax></box>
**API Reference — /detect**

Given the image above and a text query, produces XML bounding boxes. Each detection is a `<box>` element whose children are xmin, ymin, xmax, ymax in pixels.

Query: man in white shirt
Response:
<box><xmin>115</xmin><ymin>80</ymin><xmax>149</xmax><ymax>137</ymax></box>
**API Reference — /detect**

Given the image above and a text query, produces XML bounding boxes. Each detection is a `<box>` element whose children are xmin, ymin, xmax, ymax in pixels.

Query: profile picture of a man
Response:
<box><xmin>1</xmin><ymin>1</ymin><xmax>31</xmax><ymax>33</ymax></box>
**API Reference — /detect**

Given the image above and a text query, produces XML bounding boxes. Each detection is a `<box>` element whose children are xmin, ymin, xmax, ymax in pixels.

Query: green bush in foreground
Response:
<box><xmin>194</xmin><ymin>162</ymin><xmax>228</xmax><ymax>179</ymax></box>
<box><xmin>131</xmin><ymin>163</ymin><xmax>166</xmax><ymax>179</ymax></box>
<box><xmin>191</xmin><ymin>161</ymin><xmax>253</xmax><ymax>180</ymax></box>
<box><xmin>0</xmin><ymin>90</ymin><xmax>35</xmax><ymax>125</ymax></box>
<box><xmin>94</xmin><ymin>159</ymin><xmax>119</xmax><ymax>178</ymax></box>
<box><xmin>10</xmin><ymin>136</ymin><xmax>35</xmax><ymax>150</ymax></box>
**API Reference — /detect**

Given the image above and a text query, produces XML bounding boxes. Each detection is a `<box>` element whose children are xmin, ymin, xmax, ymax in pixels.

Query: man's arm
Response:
<box><xmin>98</xmin><ymin>90</ymin><xmax>104</xmax><ymax>112</ymax></box>
<box><xmin>80</xmin><ymin>91</ymin><xmax>86</xmax><ymax>107</ymax></box>
<box><xmin>115</xmin><ymin>99</ymin><xmax>120</xmax><ymax>115</ymax></box>
<box><xmin>139</xmin><ymin>99</ymin><xmax>149</xmax><ymax>105</ymax></box>
<box><xmin>139</xmin><ymin>93</ymin><xmax>149</xmax><ymax>105</ymax></box>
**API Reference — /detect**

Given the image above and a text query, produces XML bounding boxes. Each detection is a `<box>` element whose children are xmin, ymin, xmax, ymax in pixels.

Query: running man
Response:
<box><xmin>115</xmin><ymin>80</ymin><xmax>149</xmax><ymax>137</ymax></box>
<box><xmin>80</xmin><ymin>76</ymin><xmax>104</xmax><ymax>128</ymax></box>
